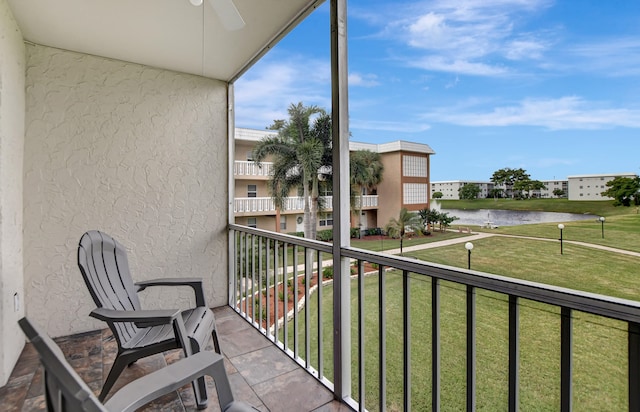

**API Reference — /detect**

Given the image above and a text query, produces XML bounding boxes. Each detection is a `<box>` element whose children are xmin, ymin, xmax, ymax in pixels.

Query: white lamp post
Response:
<box><xmin>465</xmin><ymin>242</ymin><xmax>474</xmax><ymax>270</ymax></box>
<box><xmin>599</xmin><ymin>216</ymin><xmax>606</xmax><ymax>238</ymax></box>
<box><xmin>558</xmin><ymin>224</ymin><xmax>565</xmax><ymax>254</ymax></box>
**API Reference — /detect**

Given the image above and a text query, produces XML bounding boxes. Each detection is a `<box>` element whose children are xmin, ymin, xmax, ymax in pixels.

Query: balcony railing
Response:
<box><xmin>229</xmin><ymin>224</ymin><xmax>640</xmax><ymax>411</ymax></box>
<box><xmin>233</xmin><ymin>195</ymin><xmax>378</xmax><ymax>214</ymax></box>
<box><xmin>234</xmin><ymin>160</ymin><xmax>273</xmax><ymax>177</ymax></box>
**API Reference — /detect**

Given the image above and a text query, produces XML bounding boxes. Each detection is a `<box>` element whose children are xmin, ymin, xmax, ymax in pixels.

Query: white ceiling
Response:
<box><xmin>8</xmin><ymin>0</ymin><xmax>323</xmax><ymax>82</ymax></box>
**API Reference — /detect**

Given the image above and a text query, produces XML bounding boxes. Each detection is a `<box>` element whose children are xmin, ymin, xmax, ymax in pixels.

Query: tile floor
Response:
<box><xmin>0</xmin><ymin>306</ymin><xmax>352</xmax><ymax>412</ymax></box>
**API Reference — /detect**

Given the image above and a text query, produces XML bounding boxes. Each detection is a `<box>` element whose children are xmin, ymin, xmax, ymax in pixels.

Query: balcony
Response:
<box><xmin>234</xmin><ymin>196</ymin><xmax>379</xmax><ymax>215</ymax></box>
<box><xmin>1</xmin><ymin>306</ymin><xmax>342</xmax><ymax>411</ymax></box>
<box><xmin>229</xmin><ymin>224</ymin><xmax>640</xmax><ymax>411</ymax></box>
<box><xmin>234</xmin><ymin>160</ymin><xmax>273</xmax><ymax>179</ymax></box>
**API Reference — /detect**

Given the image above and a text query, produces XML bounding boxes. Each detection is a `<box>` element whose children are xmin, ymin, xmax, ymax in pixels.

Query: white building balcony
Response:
<box><xmin>234</xmin><ymin>195</ymin><xmax>379</xmax><ymax>215</ymax></box>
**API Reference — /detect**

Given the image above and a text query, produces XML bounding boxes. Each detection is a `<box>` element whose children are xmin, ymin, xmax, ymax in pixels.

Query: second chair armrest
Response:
<box><xmin>90</xmin><ymin>308</ymin><xmax>181</xmax><ymax>327</ymax></box>
<box><xmin>135</xmin><ymin>278</ymin><xmax>207</xmax><ymax>307</ymax></box>
<box><xmin>103</xmin><ymin>351</ymin><xmax>257</xmax><ymax>412</ymax></box>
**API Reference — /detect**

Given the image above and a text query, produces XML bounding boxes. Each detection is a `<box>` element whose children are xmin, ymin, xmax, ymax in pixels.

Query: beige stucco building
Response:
<box><xmin>233</xmin><ymin>129</ymin><xmax>436</xmax><ymax>233</ymax></box>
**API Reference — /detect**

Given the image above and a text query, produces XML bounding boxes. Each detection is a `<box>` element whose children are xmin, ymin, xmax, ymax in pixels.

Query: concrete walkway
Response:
<box><xmin>381</xmin><ymin>232</ymin><xmax>494</xmax><ymax>255</ymax></box>
<box><xmin>379</xmin><ymin>231</ymin><xmax>640</xmax><ymax>258</ymax></box>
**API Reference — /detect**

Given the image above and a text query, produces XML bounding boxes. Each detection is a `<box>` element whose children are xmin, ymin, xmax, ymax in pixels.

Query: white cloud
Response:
<box><xmin>422</xmin><ymin>96</ymin><xmax>640</xmax><ymax>130</ymax></box>
<box><xmin>410</xmin><ymin>56</ymin><xmax>508</xmax><ymax>76</ymax></box>
<box><xmin>566</xmin><ymin>37</ymin><xmax>640</xmax><ymax>76</ymax></box>
<box><xmin>350</xmin><ymin>118</ymin><xmax>431</xmax><ymax>133</ymax></box>
<box><xmin>374</xmin><ymin>0</ymin><xmax>554</xmax><ymax>76</ymax></box>
<box><xmin>234</xmin><ymin>53</ymin><xmax>332</xmax><ymax>129</ymax></box>
<box><xmin>349</xmin><ymin>72</ymin><xmax>381</xmax><ymax>87</ymax></box>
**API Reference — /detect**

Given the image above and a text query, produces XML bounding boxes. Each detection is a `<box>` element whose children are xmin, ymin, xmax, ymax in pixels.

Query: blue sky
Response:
<box><xmin>235</xmin><ymin>0</ymin><xmax>640</xmax><ymax>182</ymax></box>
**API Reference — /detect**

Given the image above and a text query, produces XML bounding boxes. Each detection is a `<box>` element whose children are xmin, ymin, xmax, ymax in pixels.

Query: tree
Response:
<box><xmin>437</xmin><ymin>211</ymin><xmax>459</xmax><ymax>232</ymax></box>
<box><xmin>418</xmin><ymin>208</ymin><xmax>440</xmax><ymax>232</ymax></box>
<box><xmin>488</xmin><ymin>188</ymin><xmax>504</xmax><ymax>199</ymax></box>
<box><xmin>553</xmin><ymin>188</ymin><xmax>566</xmax><ymax>198</ymax></box>
<box><xmin>432</xmin><ymin>191</ymin><xmax>443</xmax><ymax>199</ymax></box>
<box><xmin>459</xmin><ymin>183</ymin><xmax>481</xmax><ymax>200</ymax></box>
<box><xmin>253</xmin><ymin>102</ymin><xmax>332</xmax><ymax>239</ymax></box>
<box><xmin>491</xmin><ymin>167</ymin><xmax>530</xmax><ymax>198</ymax></box>
<box><xmin>350</xmin><ymin>150</ymin><xmax>384</xmax><ymax>237</ymax></box>
<box><xmin>384</xmin><ymin>208</ymin><xmax>423</xmax><ymax>255</ymax></box>
<box><xmin>601</xmin><ymin>175</ymin><xmax>640</xmax><ymax>206</ymax></box>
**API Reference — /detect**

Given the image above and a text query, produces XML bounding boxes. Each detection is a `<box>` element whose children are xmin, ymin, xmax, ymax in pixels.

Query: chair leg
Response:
<box><xmin>192</xmin><ymin>375</ymin><xmax>209</xmax><ymax>409</ymax></box>
<box><xmin>99</xmin><ymin>356</ymin><xmax>131</xmax><ymax>401</ymax></box>
<box><xmin>186</xmin><ymin>340</ymin><xmax>209</xmax><ymax>409</ymax></box>
<box><xmin>212</xmin><ymin>329</ymin><xmax>221</xmax><ymax>354</ymax></box>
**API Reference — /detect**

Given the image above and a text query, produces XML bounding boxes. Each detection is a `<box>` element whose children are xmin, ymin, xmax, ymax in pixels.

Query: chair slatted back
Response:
<box><xmin>77</xmin><ymin>230</ymin><xmax>141</xmax><ymax>347</ymax></box>
<box><xmin>18</xmin><ymin>318</ymin><xmax>106</xmax><ymax>412</ymax></box>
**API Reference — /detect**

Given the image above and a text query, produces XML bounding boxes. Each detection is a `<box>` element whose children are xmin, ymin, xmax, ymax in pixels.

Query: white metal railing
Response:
<box><xmin>234</xmin><ymin>160</ymin><xmax>273</xmax><ymax>177</ymax></box>
<box><xmin>229</xmin><ymin>224</ymin><xmax>640</xmax><ymax>412</ymax></box>
<box><xmin>233</xmin><ymin>195</ymin><xmax>378</xmax><ymax>214</ymax></box>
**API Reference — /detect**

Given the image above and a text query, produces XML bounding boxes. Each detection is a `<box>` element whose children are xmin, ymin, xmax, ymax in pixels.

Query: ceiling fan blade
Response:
<box><xmin>209</xmin><ymin>0</ymin><xmax>245</xmax><ymax>31</ymax></box>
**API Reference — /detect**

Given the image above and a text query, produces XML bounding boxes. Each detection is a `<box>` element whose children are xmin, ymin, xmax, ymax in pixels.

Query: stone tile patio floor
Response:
<box><xmin>0</xmin><ymin>306</ymin><xmax>350</xmax><ymax>412</ymax></box>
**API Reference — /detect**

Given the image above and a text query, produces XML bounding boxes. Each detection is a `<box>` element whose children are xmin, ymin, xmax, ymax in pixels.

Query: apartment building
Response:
<box><xmin>431</xmin><ymin>180</ymin><xmax>494</xmax><ymax>199</ymax></box>
<box><xmin>567</xmin><ymin>173</ymin><xmax>637</xmax><ymax>200</ymax></box>
<box><xmin>537</xmin><ymin>179</ymin><xmax>568</xmax><ymax>198</ymax></box>
<box><xmin>233</xmin><ymin>128</ymin><xmax>435</xmax><ymax>233</ymax></box>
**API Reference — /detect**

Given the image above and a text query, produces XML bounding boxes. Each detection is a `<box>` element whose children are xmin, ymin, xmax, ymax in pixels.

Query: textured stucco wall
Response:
<box><xmin>24</xmin><ymin>44</ymin><xmax>229</xmax><ymax>338</ymax></box>
<box><xmin>0</xmin><ymin>0</ymin><xmax>25</xmax><ymax>386</ymax></box>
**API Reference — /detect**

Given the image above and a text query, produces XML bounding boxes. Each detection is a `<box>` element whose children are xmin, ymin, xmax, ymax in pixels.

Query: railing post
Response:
<box><xmin>432</xmin><ymin>278</ymin><xmax>440</xmax><ymax>412</ymax></box>
<box><xmin>561</xmin><ymin>307</ymin><xmax>572</xmax><ymax>412</ymax></box>
<box><xmin>466</xmin><ymin>285</ymin><xmax>476</xmax><ymax>412</ymax></box>
<box><xmin>509</xmin><ymin>295</ymin><xmax>519</xmax><ymax>412</ymax></box>
<box><xmin>330</xmin><ymin>0</ymin><xmax>351</xmax><ymax>402</ymax></box>
<box><xmin>629</xmin><ymin>322</ymin><xmax>640</xmax><ymax>411</ymax></box>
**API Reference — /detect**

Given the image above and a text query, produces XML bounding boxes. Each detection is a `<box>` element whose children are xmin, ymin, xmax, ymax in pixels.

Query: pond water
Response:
<box><xmin>437</xmin><ymin>208</ymin><xmax>598</xmax><ymax>227</ymax></box>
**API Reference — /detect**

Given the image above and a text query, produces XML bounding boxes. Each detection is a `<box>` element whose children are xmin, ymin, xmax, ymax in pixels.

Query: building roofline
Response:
<box><xmin>567</xmin><ymin>172</ymin><xmax>637</xmax><ymax>179</ymax></box>
<box><xmin>236</xmin><ymin>128</ymin><xmax>436</xmax><ymax>155</ymax></box>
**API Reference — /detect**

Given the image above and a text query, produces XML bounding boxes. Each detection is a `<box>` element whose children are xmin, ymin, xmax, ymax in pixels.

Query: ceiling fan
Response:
<box><xmin>189</xmin><ymin>0</ymin><xmax>246</xmax><ymax>31</ymax></box>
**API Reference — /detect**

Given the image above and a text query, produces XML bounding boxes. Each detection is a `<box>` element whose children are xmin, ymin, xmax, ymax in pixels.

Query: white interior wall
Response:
<box><xmin>23</xmin><ymin>44</ymin><xmax>230</xmax><ymax>338</ymax></box>
<box><xmin>0</xmin><ymin>0</ymin><xmax>25</xmax><ymax>386</ymax></box>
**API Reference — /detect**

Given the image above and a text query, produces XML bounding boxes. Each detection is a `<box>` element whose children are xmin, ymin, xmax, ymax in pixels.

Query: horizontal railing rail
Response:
<box><xmin>234</xmin><ymin>160</ymin><xmax>273</xmax><ymax>177</ymax></box>
<box><xmin>229</xmin><ymin>224</ymin><xmax>640</xmax><ymax>412</ymax></box>
<box><xmin>233</xmin><ymin>195</ymin><xmax>378</xmax><ymax>214</ymax></box>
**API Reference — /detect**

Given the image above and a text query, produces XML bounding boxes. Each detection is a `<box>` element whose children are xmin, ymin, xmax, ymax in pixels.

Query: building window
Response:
<box><xmin>321</xmin><ymin>187</ymin><xmax>333</xmax><ymax>196</ymax></box>
<box><xmin>248</xmin><ymin>217</ymin><xmax>257</xmax><ymax>228</ymax></box>
<box><xmin>246</xmin><ymin>151</ymin><xmax>254</xmax><ymax>161</ymax></box>
<box><xmin>402</xmin><ymin>155</ymin><xmax>427</xmax><ymax>177</ymax></box>
<box><xmin>280</xmin><ymin>216</ymin><xmax>287</xmax><ymax>231</ymax></box>
<box><xmin>403</xmin><ymin>183</ymin><xmax>428</xmax><ymax>204</ymax></box>
<box><xmin>319</xmin><ymin>213</ymin><xmax>333</xmax><ymax>227</ymax></box>
<box><xmin>248</xmin><ymin>184</ymin><xmax>257</xmax><ymax>197</ymax></box>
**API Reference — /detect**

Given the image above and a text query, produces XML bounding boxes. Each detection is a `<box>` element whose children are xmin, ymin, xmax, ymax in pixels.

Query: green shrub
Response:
<box><xmin>366</xmin><ymin>227</ymin><xmax>383</xmax><ymax>236</ymax></box>
<box><xmin>316</xmin><ymin>229</ymin><xmax>333</xmax><ymax>242</ymax></box>
<box><xmin>322</xmin><ymin>266</ymin><xmax>333</xmax><ymax>279</ymax></box>
<box><xmin>350</xmin><ymin>227</ymin><xmax>360</xmax><ymax>238</ymax></box>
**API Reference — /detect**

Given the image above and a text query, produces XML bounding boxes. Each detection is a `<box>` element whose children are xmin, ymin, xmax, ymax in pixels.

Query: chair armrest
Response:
<box><xmin>90</xmin><ymin>308</ymin><xmax>180</xmax><ymax>327</ymax></box>
<box><xmin>103</xmin><ymin>352</ymin><xmax>257</xmax><ymax>412</ymax></box>
<box><xmin>135</xmin><ymin>278</ymin><xmax>207</xmax><ymax>307</ymax></box>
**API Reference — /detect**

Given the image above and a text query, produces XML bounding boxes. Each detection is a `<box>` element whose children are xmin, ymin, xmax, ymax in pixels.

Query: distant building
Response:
<box><xmin>536</xmin><ymin>180</ymin><xmax>568</xmax><ymax>198</ymax></box>
<box><xmin>431</xmin><ymin>181</ymin><xmax>494</xmax><ymax>200</ymax></box>
<box><xmin>567</xmin><ymin>173</ymin><xmax>637</xmax><ymax>201</ymax></box>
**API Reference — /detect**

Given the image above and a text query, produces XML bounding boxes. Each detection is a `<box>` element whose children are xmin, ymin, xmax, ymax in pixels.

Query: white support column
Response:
<box><xmin>330</xmin><ymin>0</ymin><xmax>351</xmax><ymax>401</ymax></box>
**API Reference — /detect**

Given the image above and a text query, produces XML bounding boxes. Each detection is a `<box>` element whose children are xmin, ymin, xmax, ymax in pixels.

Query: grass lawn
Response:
<box><xmin>469</xmin><ymin>213</ymin><xmax>640</xmax><ymax>253</ymax></box>
<box><xmin>286</xmin><ymin>223</ymin><xmax>639</xmax><ymax>411</ymax></box>
<box><xmin>438</xmin><ymin>198</ymin><xmax>636</xmax><ymax>217</ymax></box>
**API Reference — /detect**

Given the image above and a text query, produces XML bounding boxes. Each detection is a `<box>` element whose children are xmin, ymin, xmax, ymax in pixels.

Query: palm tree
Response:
<box><xmin>384</xmin><ymin>208</ymin><xmax>423</xmax><ymax>256</ymax></box>
<box><xmin>350</xmin><ymin>150</ymin><xmax>384</xmax><ymax>237</ymax></box>
<box><xmin>252</xmin><ymin>102</ymin><xmax>331</xmax><ymax>240</ymax></box>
